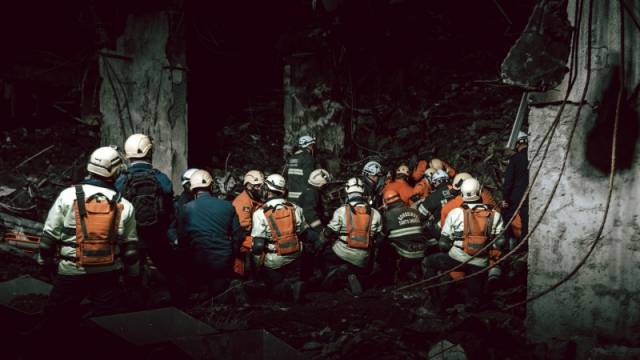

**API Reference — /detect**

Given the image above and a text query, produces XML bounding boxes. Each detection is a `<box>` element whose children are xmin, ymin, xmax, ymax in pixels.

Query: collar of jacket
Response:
<box><xmin>195</xmin><ymin>191</ymin><xmax>213</xmax><ymax>199</ymax></box>
<box><xmin>347</xmin><ymin>195</ymin><xmax>366</xmax><ymax>205</ymax></box>
<box><xmin>463</xmin><ymin>200</ymin><xmax>484</xmax><ymax>207</ymax></box>
<box><xmin>129</xmin><ymin>161</ymin><xmax>153</xmax><ymax>170</ymax></box>
<box><xmin>81</xmin><ymin>177</ymin><xmax>117</xmax><ymax>191</ymax></box>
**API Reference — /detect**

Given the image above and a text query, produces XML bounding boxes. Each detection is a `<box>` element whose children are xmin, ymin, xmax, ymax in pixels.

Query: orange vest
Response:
<box><xmin>440</xmin><ymin>189</ymin><xmax>496</xmax><ymax>227</ymax></box>
<box><xmin>232</xmin><ymin>190</ymin><xmax>262</xmax><ymax>231</ymax></box>
<box><xmin>264</xmin><ymin>204</ymin><xmax>300</xmax><ymax>255</ymax></box>
<box><xmin>383</xmin><ymin>179</ymin><xmax>417</xmax><ymax>205</ymax></box>
<box><xmin>344</xmin><ymin>204</ymin><xmax>372</xmax><ymax>249</ymax></box>
<box><xmin>462</xmin><ymin>205</ymin><xmax>494</xmax><ymax>256</ymax></box>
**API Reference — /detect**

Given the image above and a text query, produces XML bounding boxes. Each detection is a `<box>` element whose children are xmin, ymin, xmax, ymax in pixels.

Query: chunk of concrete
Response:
<box><xmin>427</xmin><ymin>340</ymin><xmax>467</xmax><ymax>360</ymax></box>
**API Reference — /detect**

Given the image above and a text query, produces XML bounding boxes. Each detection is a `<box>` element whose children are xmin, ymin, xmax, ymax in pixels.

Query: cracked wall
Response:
<box><xmin>99</xmin><ymin>9</ymin><xmax>187</xmax><ymax>193</ymax></box>
<box><xmin>526</xmin><ymin>0</ymin><xmax>640</xmax><ymax>343</ymax></box>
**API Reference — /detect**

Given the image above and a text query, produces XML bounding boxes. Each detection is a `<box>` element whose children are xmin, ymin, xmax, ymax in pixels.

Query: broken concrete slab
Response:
<box><xmin>427</xmin><ymin>340</ymin><xmax>467</xmax><ymax>360</ymax></box>
<box><xmin>171</xmin><ymin>329</ymin><xmax>302</xmax><ymax>360</ymax></box>
<box><xmin>90</xmin><ymin>307</ymin><xmax>215</xmax><ymax>347</ymax></box>
<box><xmin>0</xmin><ymin>275</ymin><xmax>51</xmax><ymax>329</ymax></box>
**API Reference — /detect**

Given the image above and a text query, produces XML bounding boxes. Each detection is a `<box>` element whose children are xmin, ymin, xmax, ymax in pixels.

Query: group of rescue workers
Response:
<box><xmin>36</xmin><ymin>129</ymin><xmax>529</xmax><ymax>332</ymax></box>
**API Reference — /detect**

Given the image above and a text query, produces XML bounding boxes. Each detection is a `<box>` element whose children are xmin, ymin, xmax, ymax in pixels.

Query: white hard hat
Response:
<box><xmin>308</xmin><ymin>168</ymin><xmax>331</xmax><ymax>187</ymax></box>
<box><xmin>124</xmin><ymin>133</ymin><xmax>153</xmax><ymax>159</ymax></box>
<box><xmin>396</xmin><ymin>164</ymin><xmax>410</xmax><ymax>177</ymax></box>
<box><xmin>345</xmin><ymin>177</ymin><xmax>365</xmax><ymax>194</ymax></box>
<box><xmin>429</xmin><ymin>158</ymin><xmax>444</xmax><ymax>171</ymax></box>
<box><xmin>452</xmin><ymin>172</ymin><xmax>472</xmax><ymax>190</ymax></box>
<box><xmin>461</xmin><ymin>178</ymin><xmax>481</xmax><ymax>202</ymax></box>
<box><xmin>265</xmin><ymin>174</ymin><xmax>286</xmax><ymax>194</ymax></box>
<box><xmin>189</xmin><ymin>170</ymin><xmax>213</xmax><ymax>190</ymax></box>
<box><xmin>243</xmin><ymin>170</ymin><xmax>265</xmax><ymax>186</ymax></box>
<box><xmin>362</xmin><ymin>161</ymin><xmax>382</xmax><ymax>176</ymax></box>
<box><xmin>517</xmin><ymin>131</ymin><xmax>528</xmax><ymax>141</ymax></box>
<box><xmin>298</xmin><ymin>135</ymin><xmax>316</xmax><ymax>148</ymax></box>
<box><xmin>423</xmin><ymin>167</ymin><xmax>437</xmax><ymax>181</ymax></box>
<box><xmin>87</xmin><ymin>146</ymin><xmax>123</xmax><ymax>179</ymax></box>
<box><xmin>181</xmin><ymin>168</ymin><xmax>199</xmax><ymax>186</ymax></box>
<box><xmin>430</xmin><ymin>169</ymin><xmax>449</xmax><ymax>186</ymax></box>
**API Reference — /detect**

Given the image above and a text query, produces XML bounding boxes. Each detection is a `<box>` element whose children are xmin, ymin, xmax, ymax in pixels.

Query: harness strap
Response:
<box><xmin>74</xmin><ymin>185</ymin><xmax>89</xmax><ymax>241</ymax></box>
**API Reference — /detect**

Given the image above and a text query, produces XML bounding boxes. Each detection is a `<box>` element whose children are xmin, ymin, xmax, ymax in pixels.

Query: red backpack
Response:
<box><xmin>345</xmin><ymin>204</ymin><xmax>372</xmax><ymax>249</ymax></box>
<box><xmin>462</xmin><ymin>204</ymin><xmax>494</xmax><ymax>256</ymax></box>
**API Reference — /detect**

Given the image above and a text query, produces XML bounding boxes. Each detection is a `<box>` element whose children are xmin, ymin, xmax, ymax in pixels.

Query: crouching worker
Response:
<box><xmin>422</xmin><ymin>178</ymin><xmax>504</xmax><ymax>311</ymax></box>
<box><xmin>319</xmin><ymin>178</ymin><xmax>382</xmax><ymax>295</ymax></box>
<box><xmin>251</xmin><ymin>174</ymin><xmax>308</xmax><ymax>303</ymax></box>
<box><xmin>379</xmin><ymin>189</ymin><xmax>429</xmax><ymax>284</ymax></box>
<box><xmin>178</xmin><ymin>170</ymin><xmax>245</xmax><ymax>299</ymax></box>
<box><xmin>38</xmin><ymin>146</ymin><xmax>138</xmax><ymax>339</ymax></box>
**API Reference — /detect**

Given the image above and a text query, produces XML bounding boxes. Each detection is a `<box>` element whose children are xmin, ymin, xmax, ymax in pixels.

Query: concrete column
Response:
<box><xmin>526</xmin><ymin>0</ymin><xmax>640</xmax><ymax>344</ymax></box>
<box><xmin>99</xmin><ymin>10</ymin><xmax>187</xmax><ymax>194</ymax></box>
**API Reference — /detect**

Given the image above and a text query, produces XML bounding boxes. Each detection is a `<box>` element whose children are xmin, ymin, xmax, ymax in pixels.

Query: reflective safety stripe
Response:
<box><xmin>288</xmin><ymin>192</ymin><xmax>302</xmax><ymax>199</ymax></box>
<box><xmin>387</xmin><ymin>226</ymin><xmax>422</xmax><ymax>239</ymax></box>
<box><xmin>288</xmin><ymin>168</ymin><xmax>304</xmax><ymax>176</ymax></box>
<box><xmin>309</xmin><ymin>219</ymin><xmax>322</xmax><ymax>228</ymax></box>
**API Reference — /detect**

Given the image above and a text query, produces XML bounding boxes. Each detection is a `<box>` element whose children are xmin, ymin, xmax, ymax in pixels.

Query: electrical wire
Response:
<box><xmin>394</xmin><ymin>0</ymin><xmax>587</xmax><ymax>293</ymax></box>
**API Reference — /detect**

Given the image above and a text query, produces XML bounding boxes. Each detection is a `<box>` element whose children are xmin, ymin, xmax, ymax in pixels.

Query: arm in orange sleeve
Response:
<box><xmin>411</xmin><ymin>160</ymin><xmax>427</xmax><ymax>182</ymax></box>
<box><xmin>481</xmin><ymin>188</ymin><xmax>497</xmax><ymax>208</ymax></box>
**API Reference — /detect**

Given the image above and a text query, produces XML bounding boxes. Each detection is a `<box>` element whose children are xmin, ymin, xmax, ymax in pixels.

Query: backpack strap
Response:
<box><xmin>107</xmin><ymin>193</ymin><xmax>121</xmax><ymax>243</ymax></box>
<box><xmin>74</xmin><ymin>185</ymin><xmax>89</xmax><ymax>241</ymax></box>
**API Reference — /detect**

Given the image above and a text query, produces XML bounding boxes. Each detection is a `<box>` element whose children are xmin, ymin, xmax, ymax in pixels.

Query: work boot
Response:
<box><xmin>347</xmin><ymin>274</ymin><xmax>363</xmax><ymax>296</ymax></box>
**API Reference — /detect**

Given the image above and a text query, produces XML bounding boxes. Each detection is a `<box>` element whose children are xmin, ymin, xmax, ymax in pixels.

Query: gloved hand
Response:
<box><xmin>488</xmin><ymin>266</ymin><xmax>502</xmax><ymax>281</ymax></box>
<box><xmin>251</xmin><ymin>237</ymin><xmax>266</xmax><ymax>255</ymax></box>
<box><xmin>409</xmin><ymin>194</ymin><xmax>421</xmax><ymax>203</ymax></box>
<box><xmin>438</xmin><ymin>236</ymin><xmax>453</xmax><ymax>252</ymax></box>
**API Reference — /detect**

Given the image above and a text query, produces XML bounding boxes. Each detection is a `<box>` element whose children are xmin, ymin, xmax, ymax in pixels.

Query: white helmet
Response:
<box><xmin>423</xmin><ymin>167</ymin><xmax>437</xmax><ymax>181</ymax></box>
<box><xmin>461</xmin><ymin>178</ymin><xmax>481</xmax><ymax>202</ymax></box>
<box><xmin>189</xmin><ymin>170</ymin><xmax>213</xmax><ymax>191</ymax></box>
<box><xmin>396</xmin><ymin>164</ymin><xmax>410</xmax><ymax>177</ymax></box>
<box><xmin>345</xmin><ymin>177</ymin><xmax>365</xmax><ymax>194</ymax></box>
<box><xmin>308</xmin><ymin>168</ymin><xmax>331</xmax><ymax>187</ymax></box>
<box><xmin>362</xmin><ymin>161</ymin><xmax>382</xmax><ymax>177</ymax></box>
<box><xmin>265</xmin><ymin>174</ymin><xmax>286</xmax><ymax>194</ymax></box>
<box><xmin>124</xmin><ymin>134</ymin><xmax>153</xmax><ymax>159</ymax></box>
<box><xmin>298</xmin><ymin>135</ymin><xmax>316</xmax><ymax>148</ymax></box>
<box><xmin>429</xmin><ymin>158</ymin><xmax>444</xmax><ymax>171</ymax></box>
<box><xmin>243</xmin><ymin>170</ymin><xmax>265</xmax><ymax>186</ymax></box>
<box><xmin>181</xmin><ymin>168</ymin><xmax>199</xmax><ymax>187</ymax></box>
<box><xmin>452</xmin><ymin>172</ymin><xmax>472</xmax><ymax>190</ymax></box>
<box><xmin>517</xmin><ymin>131</ymin><xmax>528</xmax><ymax>144</ymax></box>
<box><xmin>87</xmin><ymin>146</ymin><xmax>123</xmax><ymax>179</ymax></box>
<box><xmin>430</xmin><ymin>169</ymin><xmax>449</xmax><ymax>187</ymax></box>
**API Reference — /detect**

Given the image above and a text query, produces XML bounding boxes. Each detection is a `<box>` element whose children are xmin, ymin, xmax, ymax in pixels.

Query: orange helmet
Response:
<box><xmin>383</xmin><ymin>189</ymin><xmax>402</xmax><ymax>205</ymax></box>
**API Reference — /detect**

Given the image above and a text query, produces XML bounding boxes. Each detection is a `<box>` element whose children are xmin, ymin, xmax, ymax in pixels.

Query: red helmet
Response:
<box><xmin>383</xmin><ymin>189</ymin><xmax>401</xmax><ymax>205</ymax></box>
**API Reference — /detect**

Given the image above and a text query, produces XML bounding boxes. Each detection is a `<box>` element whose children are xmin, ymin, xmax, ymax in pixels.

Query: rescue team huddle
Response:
<box><xmin>37</xmin><ymin>131</ymin><xmax>529</xmax><ymax>323</ymax></box>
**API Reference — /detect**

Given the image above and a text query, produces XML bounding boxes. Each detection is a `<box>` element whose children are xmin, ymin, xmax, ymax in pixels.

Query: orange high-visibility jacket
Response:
<box><xmin>383</xmin><ymin>179</ymin><xmax>417</xmax><ymax>205</ymax></box>
<box><xmin>232</xmin><ymin>190</ymin><xmax>262</xmax><ymax>231</ymax></box>
<box><xmin>440</xmin><ymin>188</ymin><xmax>496</xmax><ymax>227</ymax></box>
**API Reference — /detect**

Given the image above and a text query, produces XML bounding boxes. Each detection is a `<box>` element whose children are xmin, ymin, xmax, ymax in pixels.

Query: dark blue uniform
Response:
<box><xmin>178</xmin><ymin>192</ymin><xmax>243</xmax><ymax>281</ymax></box>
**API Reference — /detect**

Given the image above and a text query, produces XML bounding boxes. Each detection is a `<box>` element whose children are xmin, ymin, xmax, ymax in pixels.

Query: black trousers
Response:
<box><xmin>421</xmin><ymin>253</ymin><xmax>485</xmax><ymax>308</ymax></box>
<box><xmin>260</xmin><ymin>259</ymin><xmax>301</xmax><ymax>300</ymax></box>
<box><xmin>378</xmin><ymin>241</ymin><xmax>424</xmax><ymax>284</ymax></box>
<box><xmin>43</xmin><ymin>271</ymin><xmax>125</xmax><ymax>328</ymax></box>
<box><xmin>321</xmin><ymin>247</ymin><xmax>369</xmax><ymax>289</ymax></box>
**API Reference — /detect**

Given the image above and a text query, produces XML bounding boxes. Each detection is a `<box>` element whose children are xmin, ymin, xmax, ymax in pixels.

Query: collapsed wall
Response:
<box><xmin>525</xmin><ymin>0</ymin><xmax>640</xmax><ymax>344</ymax></box>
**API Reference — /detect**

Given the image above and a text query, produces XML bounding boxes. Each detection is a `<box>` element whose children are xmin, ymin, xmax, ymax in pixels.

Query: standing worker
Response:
<box><xmin>38</xmin><ymin>146</ymin><xmax>138</xmax><ymax>337</ymax></box>
<box><xmin>251</xmin><ymin>174</ymin><xmax>309</xmax><ymax>302</ymax></box>
<box><xmin>360</xmin><ymin>160</ymin><xmax>385</xmax><ymax>208</ymax></box>
<box><xmin>502</xmin><ymin>131</ymin><xmax>529</xmax><ymax>244</ymax></box>
<box><xmin>231</xmin><ymin>170</ymin><xmax>265</xmax><ymax>277</ymax></box>
<box><xmin>287</xmin><ymin>135</ymin><xmax>318</xmax><ymax>205</ymax></box>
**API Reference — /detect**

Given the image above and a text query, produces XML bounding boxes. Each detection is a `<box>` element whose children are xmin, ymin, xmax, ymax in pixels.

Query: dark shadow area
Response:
<box><xmin>586</xmin><ymin>65</ymin><xmax>639</xmax><ymax>173</ymax></box>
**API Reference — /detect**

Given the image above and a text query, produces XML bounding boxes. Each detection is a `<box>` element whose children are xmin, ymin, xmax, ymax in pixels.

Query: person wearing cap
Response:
<box><xmin>501</xmin><ymin>131</ymin><xmax>529</xmax><ymax>242</ymax></box>
<box><xmin>287</xmin><ymin>135</ymin><xmax>318</xmax><ymax>205</ymax></box>
<box><xmin>231</xmin><ymin>170</ymin><xmax>265</xmax><ymax>277</ymax></box>
<box><xmin>178</xmin><ymin>170</ymin><xmax>244</xmax><ymax>298</ymax></box>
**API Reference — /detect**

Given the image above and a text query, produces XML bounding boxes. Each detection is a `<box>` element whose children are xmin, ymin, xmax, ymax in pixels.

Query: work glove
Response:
<box><xmin>409</xmin><ymin>194</ymin><xmax>421</xmax><ymax>203</ymax></box>
<box><xmin>251</xmin><ymin>237</ymin><xmax>266</xmax><ymax>255</ymax></box>
<box><xmin>438</xmin><ymin>236</ymin><xmax>453</xmax><ymax>252</ymax></box>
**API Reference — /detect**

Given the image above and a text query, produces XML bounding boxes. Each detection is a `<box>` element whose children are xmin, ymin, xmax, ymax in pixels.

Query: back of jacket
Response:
<box><xmin>287</xmin><ymin>149</ymin><xmax>316</xmax><ymax>204</ymax></box>
<box><xmin>383</xmin><ymin>204</ymin><xmax>425</xmax><ymax>258</ymax></box>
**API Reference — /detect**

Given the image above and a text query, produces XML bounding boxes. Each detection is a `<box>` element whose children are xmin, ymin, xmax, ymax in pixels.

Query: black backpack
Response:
<box><xmin>122</xmin><ymin>169</ymin><xmax>164</xmax><ymax>228</ymax></box>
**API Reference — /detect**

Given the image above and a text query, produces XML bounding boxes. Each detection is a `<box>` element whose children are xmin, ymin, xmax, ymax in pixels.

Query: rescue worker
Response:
<box><xmin>379</xmin><ymin>189</ymin><xmax>429</xmax><ymax>283</ymax></box>
<box><xmin>422</xmin><ymin>178</ymin><xmax>504</xmax><ymax>310</ymax></box>
<box><xmin>502</xmin><ymin>131</ymin><xmax>529</xmax><ymax>243</ymax></box>
<box><xmin>170</xmin><ymin>168</ymin><xmax>199</xmax><ymax>248</ymax></box>
<box><xmin>287</xmin><ymin>135</ymin><xmax>318</xmax><ymax>205</ymax></box>
<box><xmin>382</xmin><ymin>164</ymin><xmax>420</xmax><ymax>205</ymax></box>
<box><xmin>231</xmin><ymin>170</ymin><xmax>265</xmax><ymax>277</ymax></box>
<box><xmin>413</xmin><ymin>167</ymin><xmax>436</xmax><ymax>201</ymax></box>
<box><xmin>361</xmin><ymin>160</ymin><xmax>385</xmax><ymax>208</ymax></box>
<box><xmin>440</xmin><ymin>172</ymin><xmax>497</xmax><ymax>227</ymax></box>
<box><xmin>251</xmin><ymin>174</ymin><xmax>308</xmax><ymax>302</ymax></box>
<box><xmin>299</xmin><ymin>168</ymin><xmax>332</xmax><ymax>280</ymax></box>
<box><xmin>319</xmin><ymin>177</ymin><xmax>382</xmax><ymax>295</ymax></box>
<box><xmin>178</xmin><ymin>170</ymin><xmax>244</xmax><ymax>297</ymax></box>
<box><xmin>430</xmin><ymin>158</ymin><xmax>457</xmax><ymax>179</ymax></box>
<box><xmin>418</xmin><ymin>169</ymin><xmax>453</xmax><ymax>237</ymax></box>
<box><xmin>38</xmin><ymin>146</ymin><xmax>138</xmax><ymax>334</ymax></box>
<box><xmin>116</xmin><ymin>134</ymin><xmax>175</xmax><ymax>292</ymax></box>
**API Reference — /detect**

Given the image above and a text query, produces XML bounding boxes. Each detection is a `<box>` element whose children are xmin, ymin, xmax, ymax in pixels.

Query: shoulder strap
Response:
<box><xmin>74</xmin><ymin>185</ymin><xmax>89</xmax><ymax>241</ymax></box>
